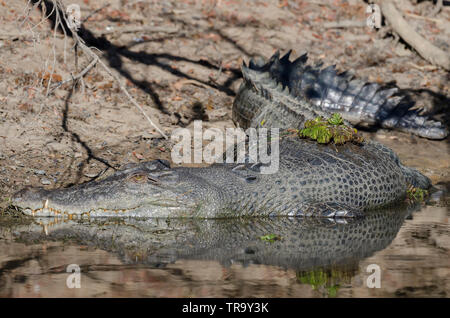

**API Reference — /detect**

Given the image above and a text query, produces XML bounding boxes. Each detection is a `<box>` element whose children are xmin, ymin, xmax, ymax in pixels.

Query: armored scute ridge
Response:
<box><xmin>233</xmin><ymin>50</ymin><xmax>447</xmax><ymax>139</ymax></box>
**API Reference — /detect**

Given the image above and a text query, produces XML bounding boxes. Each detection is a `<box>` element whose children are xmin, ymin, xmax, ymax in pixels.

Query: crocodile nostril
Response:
<box><xmin>12</xmin><ymin>187</ymin><xmax>48</xmax><ymax>204</ymax></box>
<box><xmin>12</xmin><ymin>189</ymin><xmax>27</xmax><ymax>201</ymax></box>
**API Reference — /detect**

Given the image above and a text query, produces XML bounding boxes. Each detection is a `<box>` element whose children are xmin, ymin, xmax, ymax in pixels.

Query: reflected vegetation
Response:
<box><xmin>0</xmin><ymin>203</ymin><xmax>448</xmax><ymax>297</ymax></box>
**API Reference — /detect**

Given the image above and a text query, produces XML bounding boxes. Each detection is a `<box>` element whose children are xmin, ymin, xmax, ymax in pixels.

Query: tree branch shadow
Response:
<box><xmin>61</xmin><ymin>86</ymin><xmax>116</xmax><ymax>186</ymax></box>
<box><xmin>34</xmin><ymin>0</ymin><xmax>243</xmax><ymax>109</ymax></box>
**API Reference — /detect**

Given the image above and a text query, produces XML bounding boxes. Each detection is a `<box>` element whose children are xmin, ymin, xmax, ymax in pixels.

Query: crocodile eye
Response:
<box><xmin>129</xmin><ymin>173</ymin><xmax>147</xmax><ymax>183</ymax></box>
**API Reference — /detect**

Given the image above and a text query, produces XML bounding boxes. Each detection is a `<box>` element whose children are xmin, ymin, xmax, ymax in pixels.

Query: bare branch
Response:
<box><xmin>322</xmin><ymin>20</ymin><xmax>366</xmax><ymax>29</ymax></box>
<box><xmin>97</xmin><ymin>26</ymin><xmax>181</xmax><ymax>37</ymax></box>
<box><xmin>81</xmin><ymin>3</ymin><xmax>110</xmax><ymax>23</ymax></box>
<box><xmin>379</xmin><ymin>0</ymin><xmax>450</xmax><ymax>71</ymax></box>
<box><xmin>48</xmin><ymin>56</ymin><xmax>98</xmax><ymax>94</ymax></box>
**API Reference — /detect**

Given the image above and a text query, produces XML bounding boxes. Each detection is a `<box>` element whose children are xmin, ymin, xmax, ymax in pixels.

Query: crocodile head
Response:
<box><xmin>11</xmin><ymin>160</ymin><xmax>212</xmax><ymax>218</ymax></box>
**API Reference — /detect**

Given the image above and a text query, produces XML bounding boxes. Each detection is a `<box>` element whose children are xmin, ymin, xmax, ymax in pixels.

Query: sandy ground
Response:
<box><xmin>0</xmin><ymin>0</ymin><xmax>449</xmax><ymax>205</ymax></box>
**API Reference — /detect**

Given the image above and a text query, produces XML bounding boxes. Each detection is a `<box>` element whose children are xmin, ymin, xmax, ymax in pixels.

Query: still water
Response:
<box><xmin>0</xmin><ymin>204</ymin><xmax>448</xmax><ymax>298</ymax></box>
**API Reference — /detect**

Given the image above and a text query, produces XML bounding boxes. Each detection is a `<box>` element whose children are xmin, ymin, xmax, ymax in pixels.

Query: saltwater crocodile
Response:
<box><xmin>11</xmin><ymin>52</ymin><xmax>432</xmax><ymax>218</ymax></box>
<box><xmin>12</xmin><ymin>135</ymin><xmax>429</xmax><ymax>218</ymax></box>
<box><xmin>234</xmin><ymin>51</ymin><xmax>447</xmax><ymax>139</ymax></box>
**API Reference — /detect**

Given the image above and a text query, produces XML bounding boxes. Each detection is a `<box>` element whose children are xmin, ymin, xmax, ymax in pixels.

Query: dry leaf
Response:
<box><xmin>133</xmin><ymin>151</ymin><xmax>144</xmax><ymax>160</ymax></box>
<box><xmin>18</xmin><ymin>103</ymin><xmax>33</xmax><ymax>112</ymax></box>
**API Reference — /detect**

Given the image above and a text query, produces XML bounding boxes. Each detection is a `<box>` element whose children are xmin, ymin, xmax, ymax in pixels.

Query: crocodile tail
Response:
<box><xmin>247</xmin><ymin>51</ymin><xmax>448</xmax><ymax>140</ymax></box>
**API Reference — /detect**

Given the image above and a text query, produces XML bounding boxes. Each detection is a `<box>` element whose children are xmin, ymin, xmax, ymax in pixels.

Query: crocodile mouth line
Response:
<box><xmin>16</xmin><ymin>198</ymin><xmax>183</xmax><ymax>218</ymax></box>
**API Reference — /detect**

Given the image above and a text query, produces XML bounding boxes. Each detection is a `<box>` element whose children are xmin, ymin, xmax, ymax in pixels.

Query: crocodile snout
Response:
<box><xmin>12</xmin><ymin>187</ymin><xmax>50</xmax><ymax>210</ymax></box>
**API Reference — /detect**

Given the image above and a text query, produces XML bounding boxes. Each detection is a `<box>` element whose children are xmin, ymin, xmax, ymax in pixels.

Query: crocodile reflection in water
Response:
<box><xmin>8</xmin><ymin>204</ymin><xmax>417</xmax><ymax>271</ymax></box>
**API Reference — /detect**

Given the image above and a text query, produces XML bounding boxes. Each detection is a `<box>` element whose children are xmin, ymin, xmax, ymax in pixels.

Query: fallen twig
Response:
<box><xmin>81</xmin><ymin>3</ymin><xmax>111</xmax><ymax>23</ymax></box>
<box><xmin>379</xmin><ymin>0</ymin><xmax>450</xmax><ymax>71</ymax></box>
<box><xmin>404</xmin><ymin>12</ymin><xmax>444</xmax><ymax>24</ymax></box>
<box><xmin>322</xmin><ymin>20</ymin><xmax>366</xmax><ymax>29</ymax></box>
<box><xmin>408</xmin><ymin>62</ymin><xmax>438</xmax><ymax>71</ymax></box>
<box><xmin>173</xmin><ymin>79</ymin><xmax>210</xmax><ymax>90</ymax></box>
<box><xmin>98</xmin><ymin>26</ymin><xmax>181</xmax><ymax>37</ymax></box>
<box><xmin>49</xmin><ymin>56</ymin><xmax>98</xmax><ymax>93</ymax></box>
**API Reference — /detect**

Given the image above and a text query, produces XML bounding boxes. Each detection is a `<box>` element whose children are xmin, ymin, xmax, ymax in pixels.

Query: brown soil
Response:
<box><xmin>0</xmin><ymin>0</ymin><xmax>449</xmax><ymax>204</ymax></box>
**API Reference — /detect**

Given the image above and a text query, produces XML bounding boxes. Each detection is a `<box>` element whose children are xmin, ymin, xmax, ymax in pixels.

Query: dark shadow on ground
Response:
<box><xmin>34</xmin><ymin>0</ymin><xmax>242</xmax><ymax>113</ymax></box>
<box><xmin>61</xmin><ymin>86</ymin><xmax>117</xmax><ymax>186</ymax></box>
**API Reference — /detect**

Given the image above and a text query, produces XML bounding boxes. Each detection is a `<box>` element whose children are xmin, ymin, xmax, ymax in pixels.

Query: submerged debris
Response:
<box><xmin>298</xmin><ymin>113</ymin><xmax>364</xmax><ymax>145</ymax></box>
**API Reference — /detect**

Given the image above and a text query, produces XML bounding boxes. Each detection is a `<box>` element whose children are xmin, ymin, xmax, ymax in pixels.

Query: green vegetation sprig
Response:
<box><xmin>299</xmin><ymin>113</ymin><xmax>364</xmax><ymax>145</ymax></box>
<box><xmin>406</xmin><ymin>185</ymin><xmax>429</xmax><ymax>203</ymax></box>
<box><xmin>259</xmin><ymin>233</ymin><xmax>282</xmax><ymax>243</ymax></box>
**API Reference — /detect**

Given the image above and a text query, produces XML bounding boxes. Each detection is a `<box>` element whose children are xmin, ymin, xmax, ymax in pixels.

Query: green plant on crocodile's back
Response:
<box><xmin>298</xmin><ymin>113</ymin><xmax>364</xmax><ymax>145</ymax></box>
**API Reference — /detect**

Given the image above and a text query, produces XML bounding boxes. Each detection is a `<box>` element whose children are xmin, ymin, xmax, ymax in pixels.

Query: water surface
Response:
<box><xmin>0</xmin><ymin>204</ymin><xmax>448</xmax><ymax>297</ymax></box>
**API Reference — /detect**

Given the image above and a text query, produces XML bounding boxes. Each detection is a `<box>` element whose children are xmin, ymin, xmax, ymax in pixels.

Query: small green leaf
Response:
<box><xmin>328</xmin><ymin>113</ymin><xmax>344</xmax><ymax>126</ymax></box>
<box><xmin>259</xmin><ymin>233</ymin><xmax>281</xmax><ymax>243</ymax></box>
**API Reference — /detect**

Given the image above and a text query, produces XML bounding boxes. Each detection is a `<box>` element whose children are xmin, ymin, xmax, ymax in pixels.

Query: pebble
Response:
<box><xmin>34</xmin><ymin>169</ymin><xmax>46</xmax><ymax>175</ymax></box>
<box><xmin>84</xmin><ymin>173</ymin><xmax>99</xmax><ymax>178</ymax></box>
<box><xmin>40</xmin><ymin>178</ymin><xmax>51</xmax><ymax>185</ymax></box>
<box><xmin>430</xmin><ymin>190</ymin><xmax>445</xmax><ymax>203</ymax></box>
